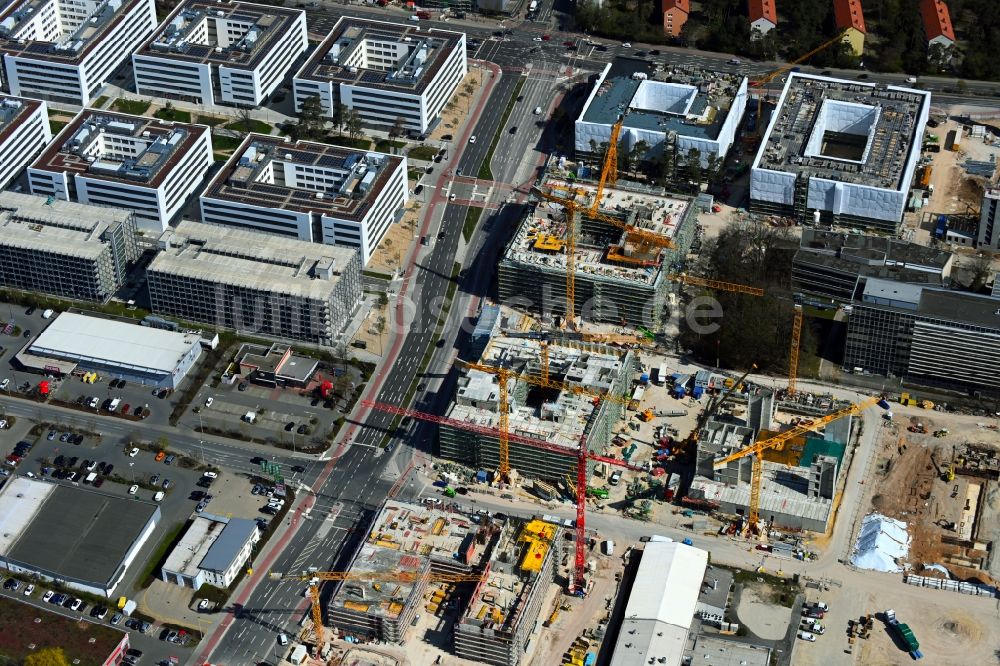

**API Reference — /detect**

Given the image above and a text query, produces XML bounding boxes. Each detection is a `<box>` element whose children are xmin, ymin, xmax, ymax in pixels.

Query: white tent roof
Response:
<box><xmin>850</xmin><ymin>513</ymin><xmax>909</xmax><ymax>573</ymax></box>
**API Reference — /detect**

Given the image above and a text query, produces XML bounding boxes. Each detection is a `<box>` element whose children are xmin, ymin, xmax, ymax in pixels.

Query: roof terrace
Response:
<box><xmin>0</xmin><ymin>0</ymin><xmax>142</xmax><ymax>61</ymax></box>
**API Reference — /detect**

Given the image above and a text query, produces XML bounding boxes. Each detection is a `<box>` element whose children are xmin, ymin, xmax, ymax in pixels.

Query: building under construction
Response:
<box><xmin>497</xmin><ymin>176</ymin><xmax>697</xmax><ymax>328</ymax></box>
<box><xmin>327</xmin><ymin>500</ymin><xmax>493</xmax><ymax>643</ymax></box>
<box><xmin>439</xmin><ymin>336</ymin><xmax>635</xmax><ymax>482</ymax></box>
<box><xmin>453</xmin><ymin>518</ymin><xmax>558</xmax><ymax>666</ymax></box>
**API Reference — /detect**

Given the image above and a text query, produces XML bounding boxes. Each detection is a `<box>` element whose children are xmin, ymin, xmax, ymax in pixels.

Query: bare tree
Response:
<box><xmin>346</xmin><ymin>110</ymin><xmax>364</xmax><ymax>141</ymax></box>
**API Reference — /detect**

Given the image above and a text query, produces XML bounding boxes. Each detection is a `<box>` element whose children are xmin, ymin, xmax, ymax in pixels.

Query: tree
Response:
<box><xmin>705</xmin><ymin>152</ymin><xmax>724</xmax><ymax>186</ymax></box>
<box><xmin>235</xmin><ymin>106</ymin><xmax>254</xmax><ymax>134</ymax></box>
<box><xmin>345</xmin><ymin>109</ymin><xmax>364</xmax><ymax>140</ymax></box>
<box><xmin>387</xmin><ymin>116</ymin><xmax>406</xmax><ymax>152</ymax></box>
<box><xmin>331</xmin><ymin>102</ymin><xmax>347</xmax><ymax>136</ymax></box>
<box><xmin>297</xmin><ymin>96</ymin><xmax>326</xmax><ymax>141</ymax></box>
<box><xmin>682</xmin><ymin>147</ymin><xmax>702</xmax><ymax>186</ymax></box>
<box><xmin>969</xmin><ymin>254</ymin><xmax>992</xmax><ymax>291</ymax></box>
<box><xmin>24</xmin><ymin>647</ymin><xmax>70</xmax><ymax>666</ymax></box>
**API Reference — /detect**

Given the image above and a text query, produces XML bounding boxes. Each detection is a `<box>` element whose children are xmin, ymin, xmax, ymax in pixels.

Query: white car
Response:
<box><xmin>0</xmin><ymin>420</ymin><xmax>7</xmax><ymax>429</ymax></box>
<box><xmin>469</xmin><ymin>135</ymin><xmax>476</xmax><ymax>144</ymax></box>
<box><xmin>797</xmin><ymin>631</ymin><xmax>817</xmax><ymax>642</ymax></box>
<box><xmin>621</xmin><ymin>42</ymin><xmax>631</xmax><ymax>48</ymax></box>
<box><xmin>205</xmin><ymin>397</ymin><xmax>214</xmax><ymax>407</ymax></box>
<box><xmin>69</xmin><ymin>598</ymin><xmax>83</xmax><ymax>611</ymax></box>
<box><xmin>449</xmin><ymin>193</ymin><xmax>456</xmax><ymax>201</ymax></box>
<box><xmin>0</xmin><ymin>379</ymin><xmax>8</xmax><ymax>390</ymax></box>
<box><xmin>128</xmin><ymin>447</ymin><xmax>139</xmax><ymax>458</ymax></box>
<box><xmin>128</xmin><ymin>484</ymin><xmax>138</xmax><ymax>495</ymax></box>
<box><xmin>197</xmin><ymin>599</ymin><xmax>210</xmax><ymax>612</ymax></box>
<box><xmin>813</xmin><ymin>601</ymin><xmax>829</xmax><ymax>611</ymax></box>
<box><xmin>533</xmin><ymin>36</ymin><xmax>542</xmax><ymax>42</ymax></box>
<box><xmin>202</xmin><ymin>471</ymin><xmax>219</xmax><ymax>479</ymax></box>
<box><xmin>24</xmin><ymin>584</ymin><xmax>34</xmax><ymax>596</ymax></box>
<box><xmin>42</xmin><ymin>590</ymin><xmax>54</xmax><ymax>602</ymax></box>
<box><xmin>277</xmin><ymin>633</ymin><xmax>289</xmax><ymax>646</ymax></box>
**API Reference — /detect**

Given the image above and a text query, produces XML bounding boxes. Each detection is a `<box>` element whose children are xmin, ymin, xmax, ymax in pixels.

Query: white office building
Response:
<box><xmin>575</xmin><ymin>57</ymin><xmax>748</xmax><ymax>166</ymax></box>
<box><xmin>0</xmin><ymin>95</ymin><xmax>50</xmax><ymax>189</ymax></box>
<box><xmin>0</xmin><ymin>0</ymin><xmax>157</xmax><ymax>105</ymax></box>
<box><xmin>293</xmin><ymin>16</ymin><xmax>466</xmax><ymax>135</ymax></box>
<box><xmin>161</xmin><ymin>514</ymin><xmax>260</xmax><ymax>590</ymax></box>
<box><xmin>199</xmin><ymin>134</ymin><xmax>407</xmax><ymax>263</ymax></box>
<box><xmin>27</xmin><ymin>110</ymin><xmax>213</xmax><ymax>232</ymax></box>
<box><xmin>133</xmin><ymin>0</ymin><xmax>307</xmax><ymax>107</ymax></box>
<box><xmin>750</xmin><ymin>73</ymin><xmax>930</xmax><ymax>233</ymax></box>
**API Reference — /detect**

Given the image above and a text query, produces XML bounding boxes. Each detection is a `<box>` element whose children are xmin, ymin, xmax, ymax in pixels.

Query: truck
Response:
<box><xmin>654</xmin><ymin>363</ymin><xmax>668</xmax><ymax>385</ymax></box>
<box><xmin>885</xmin><ymin>609</ymin><xmax>922</xmax><ymax>659</ymax></box>
<box><xmin>919</xmin><ymin>165</ymin><xmax>932</xmax><ymax>187</ymax></box>
<box><xmin>587</xmin><ymin>487</ymin><xmax>609</xmax><ymax>499</ymax></box>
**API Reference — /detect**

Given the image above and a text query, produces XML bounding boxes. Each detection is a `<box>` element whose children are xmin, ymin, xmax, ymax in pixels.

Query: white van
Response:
<box><xmin>42</xmin><ymin>309</ymin><xmax>54</xmax><ymax>319</ymax></box>
<box><xmin>533</xmin><ymin>106</ymin><xmax>542</xmax><ymax>115</ymax></box>
<box><xmin>153</xmin><ymin>491</ymin><xmax>165</xmax><ymax>502</ymax></box>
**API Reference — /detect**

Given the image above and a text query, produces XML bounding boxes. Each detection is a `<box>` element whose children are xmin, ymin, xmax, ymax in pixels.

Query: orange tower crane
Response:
<box><xmin>713</xmin><ymin>396</ymin><xmax>883</xmax><ymax>533</ymax></box>
<box><xmin>361</xmin><ymin>400</ymin><xmax>642</xmax><ymax>596</ymax></box>
<box><xmin>667</xmin><ymin>273</ymin><xmax>765</xmax><ymax>297</ymax></box>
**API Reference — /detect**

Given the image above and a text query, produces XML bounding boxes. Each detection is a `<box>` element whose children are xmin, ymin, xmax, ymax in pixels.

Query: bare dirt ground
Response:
<box><xmin>857</xmin><ymin>603</ymin><xmax>992</xmax><ymax>666</ymax></box>
<box><xmin>736</xmin><ymin>583</ymin><xmax>790</xmax><ymax>640</ymax></box>
<box><xmin>428</xmin><ymin>68</ymin><xmax>485</xmax><ymax>142</ymax></box>
<box><xmin>367</xmin><ymin>205</ymin><xmax>420</xmax><ymax>276</ymax></box>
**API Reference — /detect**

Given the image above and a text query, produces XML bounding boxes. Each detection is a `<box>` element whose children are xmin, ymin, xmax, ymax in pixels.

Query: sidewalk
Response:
<box><xmin>193</xmin><ymin>60</ymin><xmax>505</xmax><ymax>666</ymax></box>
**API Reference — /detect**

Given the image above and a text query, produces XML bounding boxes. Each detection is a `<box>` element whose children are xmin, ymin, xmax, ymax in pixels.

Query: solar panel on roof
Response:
<box><xmin>317</xmin><ymin>154</ymin><xmax>344</xmax><ymax>169</ymax></box>
<box><xmin>361</xmin><ymin>71</ymin><xmax>385</xmax><ymax>83</ymax></box>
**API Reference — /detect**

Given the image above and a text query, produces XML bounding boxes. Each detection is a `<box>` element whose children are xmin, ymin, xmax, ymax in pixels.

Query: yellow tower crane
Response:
<box><xmin>788</xmin><ymin>304</ymin><xmax>803</xmax><ymax>396</ymax></box>
<box><xmin>269</xmin><ymin>569</ymin><xmax>486</xmax><ymax>647</ymax></box>
<box><xmin>593</xmin><ymin>115</ymin><xmax>625</xmax><ymax>214</ymax></box>
<box><xmin>713</xmin><ymin>395</ymin><xmax>883</xmax><ymax>534</ymax></box>
<box><xmin>667</xmin><ymin>273</ymin><xmax>766</xmax><ymax>297</ymax></box>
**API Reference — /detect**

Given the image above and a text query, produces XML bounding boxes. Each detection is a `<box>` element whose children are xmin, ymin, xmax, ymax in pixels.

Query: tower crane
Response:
<box><xmin>269</xmin><ymin>568</ymin><xmax>488</xmax><ymax>646</ymax></box>
<box><xmin>672</xmin><ymin>363</ymin><xmax>758</xmax><ymax>460</ymax></box>
<box><xmin>361</xmin><ymin>399</ymin><xmax>642</xmax><ymax>596</ymax></box>
<box><xmin>713</xmin><ymin>395</ymin><xmax>883</xmax><ymax>534</ymax></box>
<box><xmin>593</xmin><ymin>114</ymin><xmax>625</xmax><ymax>214</ymax></box>
<box><xmin>788</xmin><ymin>304</ymin><xmax>803</xmax><ymax>396</ymax></box>
<box><xmin>667</xmin><ymin>273</ymin><xmax>765</xmax><ymax>297</ymax></box>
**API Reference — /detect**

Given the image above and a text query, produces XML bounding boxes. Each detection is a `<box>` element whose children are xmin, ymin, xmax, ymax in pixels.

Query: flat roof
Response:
<box><xmin>0</xmin><ymin>476</ymin><xmax>51</xmax><ymax>554</ymax></box>
<box><xmin>610</xmin><ymin>541</ymin><xmax>708</xmax><ymax>666</ymax></box>
<box><xmin>296</xmin><ymin>16</ymin><xmax>464</xmax><ymax>96</ymax></box>
<box><xmin>202</xmin><ymin>134</ymin><xmax>403</xmax><ymax>222</ymax></box>
<box><xmin>0</xmin><ymin>595</ymin><xmax>127</xmax><ymax>665</ymax></box>
<box><xmin>689</xmin><ymin>477</ymin><xmax>833</xmax><ymax>524</ymax></box>
<box><xmin>580</xmin><ymin>57</ymin><xmax>745</xmax><ymax>140</ymax></box>
<box><xmin>0</xmin><ymin>0</ymin><xmax>145</xmax><ymax>63</ymax></box>
<box><xmin>163</xmin><ymin>514</ymin><xmax>228</xmax><ymax>579</ymax></box>
<box><xmin>755</xmin><ymin>73</ymin><xmax>929</xmax><ymax>192</ymax></box>
<box><xmin>800</xmin><ymin>229</ymin><xmax>952</xmax><ymax>271</ymax></box>
<box><xmin>200</xmin><ymin>517</ymin><xmax>257</xmax><ymax>572</ymax></box>
<box><xmin>0</xmin><ymin>95</ymin><xmax>43</xmax><ymax>145</ymax></box>
<box><xmin>31</xmin><ymin>110</ymin><xmax>209</xmax><ymax>188</ymax></box>
<box><xmin>684</xmin><ymin>635</ymin><xmax>772</xmax><ymax>666</ymax></box>
<box><xmin>138</xmin><ymin>0</ymin><xmax>303</xmax><ymax>68</ymax></box>
<box><xmin>29</xmin><ymin>312</ymin><xmax>201</xmax><ymax>375</ymax></box>
<box><xmin>448</xmin><ymin>337</ymin><xmax>629</xmax><ymax>453</ymax></box>
<box><xmin>0</xmin><ymin>477</ymin><xmax>158</xmax><ymax>588</ymax></box>
<box><xmin>0</xmin><ymin>191</ymin><xmax>133</xmax><ymax>260</ymax></box>
<box><xmin>919</xmin><ymin>289</ymin><xmax>1000</xmax><ymax>329</ymax></box>
<box><xmin>152</xmin><ymin>220</ymin><xmax>358</xmax><ymax>300</ymax></box>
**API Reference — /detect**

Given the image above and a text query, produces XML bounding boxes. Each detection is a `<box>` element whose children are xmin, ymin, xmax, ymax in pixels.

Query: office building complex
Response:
<box><xmin>27</xmin><ymin>110</ymin><xmax>213</xmax><ymax>232</ymax></box>
<box><xmin>0</xmin><ymin>0</ymin><xmax>157</xmax><ymax>105</ymax></box>
<box><xmin>0</xmin><ymin>192</ymin><xmax>138</xmax><ymax>302</ymax></box>
<box><xmin>293</xmin><ymin>17</ymin><xmax>466</xmax><ymax>135</ymax></box>
<box><xmin>498</xmin><ymin>176</ymin><xmax>696</xmax><ymax>327</ymax></box>
<box><xmin>750</xmin><ymin>73</ymin><xmax>930</xmax><ymax>233</ymax></box>
<box><xmin>199</xmin><ymin>134</ymin><xmax>406</xmax><ymax>263</ymax></box>
<box><xmin>439</xmin><ymin>336</ymin><xmax>634</xmax><ymax>481</ymax></box>
<box><xmin>133</xmin><ymin>0</ymin><xmax>307</xmax><ymax>107</ymax></box>
<box><xmin>148</xmin><ymin>220</ymin><xmax>362</xmax><ymax>345</ymax></box>
<box><xmin>575</xmin><ymin>57</ymin><xmax>748</xmax><ymax>165</ymax></box>
<box><xmin>0</xmin><ymin>95</ymin><xmax>50</xmax><ymax>189</ymax></box>
<box><xmin>792</xmin><ymin>229</ymin><xmax>953</xmax><ymax>301</ymax></box>
<box><xmin>844</xmin><ymin>278</ymin><xmax>1000</xmax><ymax>394</ymax></box>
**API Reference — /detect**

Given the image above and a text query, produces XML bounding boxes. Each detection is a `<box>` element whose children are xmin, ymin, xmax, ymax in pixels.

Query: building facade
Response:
<box><xmin>0</xmin><ymin>192</ymin><xmax>139</xmax><ymax>302</ymax></box>
<box><xmin>748</xmin><ymin>0</ymin><xmax>777</xmax><ymax>37</ymax></box>
<box><xmin>160</xmin><ymin>514</ymin><xmax>260</xmax><ymax>590</ymax></box>
<box><xmin>833</xmin><ymin>0</ymin><xmax>867</xmax><ymax>57</ymax></box>
<box><xmin>920</xmin><ymin>0</ymin><xmax>955</xmax><ymax>49</ymax></box>
<box><xmin>148</xmin><ymin>220</ymin><xmax>363</xmax><ymax>345</ymax></box>
<box><xmin>0</xmin><ymin>95</ymin><xmax>51</xmax><ymax>189</ymax></box>
<box><xmin>844</xmin><ymin>278</ymin><xmax>1000</xmax><ymax>395</ymax></box>
<box><xmin>0</xmin><ymin>0</ymin><xmax>157</xmax><ymax>105</ymax></box>
<box><xmin>660</xmin><ymin>0</ymin><xmax>689</xmax><ymax>37</ymax></box>
<box><xmin>978</xmin><ymin>189</ymin><xmax>1000</xmax><ymax>251</ymax></box>
<box><xmin>27</xmin><ymin>110</ymin><xmax>213</xmax><ymax>232</ymax></box>
<box><xmin>293</xmin><ymin>17</ymin><xmax>466</xmax><ymax>135</ymax></box>
<box><xmin>199</xmin><ymin>135</ymin><xmax>406</xmax><ymax>263</ymax></box>
<box><xmin>133</xmin><ymin>0</ymin><xmax>307</xmax><ymax>107</ymax></box>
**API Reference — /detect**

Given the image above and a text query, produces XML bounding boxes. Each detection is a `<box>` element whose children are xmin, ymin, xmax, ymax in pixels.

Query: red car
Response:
<box><xmin>541</xmin><ymin>34</ymin><xmax>550</xmax><ymax>41</ymax></box>
<box><xmin>122</xmin><ymin>403</ymin><xmax>130</xmax><ymax>415</ymax></box>
<box><xmin>563</xmin><ymin>40</ymin><xmax>575</xmax><ymax>47</ymax></box>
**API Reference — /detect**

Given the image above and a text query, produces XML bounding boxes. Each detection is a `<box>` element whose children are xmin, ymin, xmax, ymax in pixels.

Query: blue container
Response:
<box><xmin>476</xmin><ymin>470</ymin><xmax>487</xmax><ymax>483</ymax></box>
<box><xmin>640</xmin><ymin>373</ymin><xmax>650</xmax><ymax>384</ymax></box>
<box><xmin>877</xmin><ymin>399</ymin><xmax>891</xmax><ymax>410</ymax></box>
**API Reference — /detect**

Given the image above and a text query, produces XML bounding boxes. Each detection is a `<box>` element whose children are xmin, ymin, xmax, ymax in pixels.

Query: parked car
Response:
<box><xmin>128</xmin><ymin>485</ymin><xmax>138</xmax><ymax>495</ymax></box>
<box><xmin>128</xmin><ymin>447</ymin><xmax>139</xmax><ymax>457</ymax></box>
<box><xmin>42</xmin><ymin>590</ymin><xmax>54</xmax><ymax>602</ymax></box>
<box><xmin>155</xmin><ymin>451</ymin><xmax>166</xmax><ymax>462</ymax></box>
<box><xmin>23</xmin><ymin>584</ymin><xmax>34</xmax><ymax>596</ymax></box>
<box><xmin>164</xmin><ymin>454</ymin><xmax>175</xmax><ymax>465</ymax></box>
<box><xmin>797</xmin><ymin>631</ymin><xmax>817</xmax><ymax>642</ymax></box>
<box><xmin>47</xmin><ymin>430</ymin><xmax>56</xmax><ymax>440</ymax></box>
<box><xmin>110</xmin><ymin>613</ymin><xmax>123</xmax><ymax>625</ymax></box>
<box><xmin>197</xmin><ymin>599</ymin><xmax>210</xmax><ymax>612</ymax></box>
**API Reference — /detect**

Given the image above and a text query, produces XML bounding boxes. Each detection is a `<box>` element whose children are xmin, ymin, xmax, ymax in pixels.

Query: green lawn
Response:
<box><xmin>479</xmin><ymin>76</ymin><xmax>525</xmax><ymax>180</ymax></box>
<box><xmin>196</xmin><ymin>114</ymin><xmax>228</xmax><ymax>127</ymax></box>
<box><xmin>407</xmin><ymin>145</ymin><xmax>439</xmax><ymax>161</ymax></box>
<box><xmin>326</xmin><ymin>135</ymin><xmax>372</xmax><ymax>150</ymax></box>
<box><xmin>112</xmin><ymin>98</ymin><xmax>151</xmax><ymax>115</ymax></box>
<box><xmin>155</xmin><ymin>107</ymin><xmax>192</xmax><ymax>123</ymax></box>
<box><xmin>463</xmin><ymin>206</ymin><xmax>483</xmax><ymax>242</ymax></box>
<box><xmin>92</xmin><ymin>95</ymin><xmax>109</xmax><ymax>108</ymax></box>
<box><xmin>225</xmin><ymin>118</ymin><xmax>272</xmax><ymax>134</ymax></box>
<box><xmin>49</xmin><ymin>120</ymin><xmax>68</xmax><ymax>135</ymax></box>
<box><xmin>374</xmin><ymin>138</ymin><xmax>406</xmax><ymax>153</ymax></box>
<box><xmin>212</xmin><ymin>135</ymin><xmax>243</xmax><ymax>151</ymax></box>
<box><xmin>214</xmin><ymin>152</ymin><xmax>232</xmax><ymax>163</ymax></box>
<box><xmin>407</xmin><ymin>168</ymin><xmax>424</xmax><ymax>183</ymax></box>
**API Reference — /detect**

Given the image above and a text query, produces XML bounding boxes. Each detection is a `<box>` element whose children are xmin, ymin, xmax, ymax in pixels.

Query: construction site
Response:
<box><xmin>496</xmin><ymin>174</ymin><xmax>697</xmax><ymax>328</ymax></box>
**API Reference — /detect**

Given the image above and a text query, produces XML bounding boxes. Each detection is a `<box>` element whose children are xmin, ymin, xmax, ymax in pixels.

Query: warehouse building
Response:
<box><xmin>328</xmin><ymin>500</ymin><xmax>494</xmax><ymax>644</ymax></box>
<box><xmin>610</xmin><ymin>540</ymin><xmax>708</xmax><ymax>666</ymax></box>
<box><xmin>24</xmin><ymin>311</ymin><xmax>202</xmax><ymax>387</ymax></box>
<box><xmin>293</xmin><ymin>17</ymin><xmax>466</xmax><ymax>135</ymax></box>
<box><xmin>200</xmin><ymin>135</ymin><xmax>406</xmax><ymax>264</ymax></box>
<box><xmin>0</xmin><ymin>95</ymin><xmax>51</xmax><ymax>189</ymax></box>
<box><xmin>0</xmin><ymin>0</ymin><xmax>157</xmax><ymax>105</ymax></box>
<box><xmin>439</xmin><ymin>336</ymin><xmax>634</xmax><ymax>481</ymax></box>
<box><xmin>499</xmin><ymin>176</ymin><xmax>696</xmax><ymax>328</ymax></box>
<box><xmin>750</xmin><ymin>73</ymin><xmax>930</xmax><ymax>233</ymax></box>
<box><xmin>0</xmin><ymin>192</ymin><xmax>138</xmax><ymax>302</ymax></box>
<box><xmin>453</xmin><ymin>518</ymin><xmax>558</xmax><ymax>666</ymax></box>
<box><xmin>843</xmin><ymin>278</ymin><xmax>1000</xmax><ymax>395</ymax></box>
<box><xmin>792</xmin><ymin>229</ymin><xmax>953</xmax><ymax>301</ymax></box>
<box><xmin>0</xmin><ymin>476</ymin><xmax>160</xmax><ymax>598</ymax></box>
<box><xmin>148</xmin><ymin>220</ymin><xmax>362</xmax><ymax>345</ymax></box>
<box><xmin>27</xmin><ymin>110</ymin><xmax>214</xmax><ymax>232</ymax></box>
<box><xmin>133</xmin><ymin>0</ymin><xmax>307</xmax><ymax>107</ymax></box>
<box><xmin>575</xmin><ymin>57</ymin><xmax>748</xmax><ymax>165</ymax></box>
<box><xmin>161</xmin><ymin>514</ymin><xmax>260</xmax><ymax>590</ymax></box>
